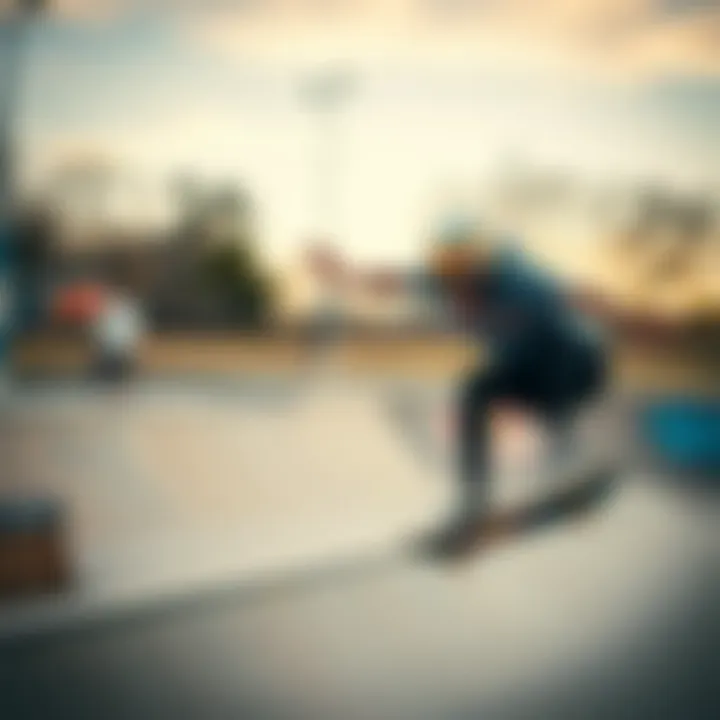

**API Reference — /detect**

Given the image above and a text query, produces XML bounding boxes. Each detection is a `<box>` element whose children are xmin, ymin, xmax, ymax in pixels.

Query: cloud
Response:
<box><xmin>179</xmin><ymin>0</ymin><xmax>720</xmax><ymax>79</ymax></box>
<box><xmin>0</xmin><ymin>0</ymin><xmax>123</xmax><ymax>22</ymax></box>
<box><xmin>4</xmin><ymin>0</ymin><xmax>715</xmax><ymax>79</ymax></box>
<box><xmin>617</xmin><ymin>12</ymin><xmax>720</xmax><ymax>76</ymax></box>
<box><xmin>55</xmin><ymin>0</ymin><xmax>123</xmax><ymax>21</ymax></box>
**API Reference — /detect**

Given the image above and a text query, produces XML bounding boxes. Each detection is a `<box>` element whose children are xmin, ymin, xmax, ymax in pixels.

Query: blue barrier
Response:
<box><xmin>641</xmin><ymin>398</ymin><xmax>720</xmax><ymax>476</ymax></box>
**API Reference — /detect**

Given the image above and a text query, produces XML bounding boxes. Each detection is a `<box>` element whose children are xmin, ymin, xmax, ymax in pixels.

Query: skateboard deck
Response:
<box><xmin>414</xmin><ymin>466</ymin><xmax>618</xmax><ymax>562</ymax></box>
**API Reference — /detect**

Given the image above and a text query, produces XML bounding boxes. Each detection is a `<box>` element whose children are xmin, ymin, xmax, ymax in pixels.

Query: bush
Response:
<box><xmin>200</xmin><ymin>242</ymin><xmax>274</xmax><ymax>326</ymax></box>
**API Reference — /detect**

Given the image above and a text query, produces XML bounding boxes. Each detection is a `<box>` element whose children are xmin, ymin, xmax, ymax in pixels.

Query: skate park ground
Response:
<box><xmin>1</xmin><ymin>343</ymin><xmax>718</xmax><ymax>720</ymax></box>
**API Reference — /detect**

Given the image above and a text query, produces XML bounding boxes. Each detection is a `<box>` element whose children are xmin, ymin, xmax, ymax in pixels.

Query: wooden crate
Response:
<box><xmin>0</xmin><ymin>498</ymin><xmax>71</xmax><ymax>599</ymax></box>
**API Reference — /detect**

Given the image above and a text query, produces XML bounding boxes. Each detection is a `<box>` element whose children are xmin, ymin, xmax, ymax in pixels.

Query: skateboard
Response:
<box><xmin>415</xmin><ymin>466</ymin><xmax>618</xmax><ymax>562</ymax></box>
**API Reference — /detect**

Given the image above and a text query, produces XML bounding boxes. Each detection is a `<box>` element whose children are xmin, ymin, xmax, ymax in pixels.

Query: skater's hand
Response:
<box><xmin>305</xmin><ymin>245</ymin><xmax>406</xmax><ymax>296</ymax></box>
<box><xmin>365</xmin><ymin>272</ymin><xmax>406</xmax><ymax>296</ymax></box>
<box><xmin>306</xmin><ymin>245</ymin><xmax>350</xmax><ymax>287</ymax></box>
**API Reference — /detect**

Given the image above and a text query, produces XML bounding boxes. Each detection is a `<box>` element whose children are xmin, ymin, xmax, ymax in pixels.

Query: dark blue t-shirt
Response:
<box><xmin>410</xmin><ymin>246</ymin><xmax>604</xmax><ymax>362</ymax></box>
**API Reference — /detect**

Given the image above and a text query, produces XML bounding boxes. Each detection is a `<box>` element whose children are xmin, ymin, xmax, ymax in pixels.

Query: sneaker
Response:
<box><xmin>418</xmin><ymin>515</ymin><xmax>487</xmax><ymax>562</ymax></box>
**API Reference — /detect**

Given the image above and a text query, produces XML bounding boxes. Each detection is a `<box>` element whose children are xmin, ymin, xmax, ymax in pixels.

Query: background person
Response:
<box><xmin>90</xmin><ymin>274</ymin><xmax>146</xmax><ymax>384</ymax></box>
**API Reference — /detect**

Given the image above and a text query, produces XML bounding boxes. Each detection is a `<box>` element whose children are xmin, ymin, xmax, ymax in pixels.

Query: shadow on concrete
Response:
<box><xmin>1</xmin><ymin>469</ymin><xmax>619</xmax><ymax>653</ymax></box>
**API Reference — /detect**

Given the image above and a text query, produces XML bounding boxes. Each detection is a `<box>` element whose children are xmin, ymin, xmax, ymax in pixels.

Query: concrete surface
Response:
<box><xmin>0</xmin><ymin>376</ymin><xmax>717</xmax><ymax>720</ymax></box>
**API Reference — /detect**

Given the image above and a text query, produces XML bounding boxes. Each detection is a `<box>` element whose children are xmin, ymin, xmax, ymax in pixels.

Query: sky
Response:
<box><xmin>1</xmin><ymin>0</ymin><xmax>719</xmax><ymax>266</ymax></box>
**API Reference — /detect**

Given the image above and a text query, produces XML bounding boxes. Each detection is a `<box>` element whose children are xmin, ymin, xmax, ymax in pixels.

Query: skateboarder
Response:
<box><xmin>309</xmin><ymin>217</ymin><xmax>610</xmax><ymax>559</ymax></box>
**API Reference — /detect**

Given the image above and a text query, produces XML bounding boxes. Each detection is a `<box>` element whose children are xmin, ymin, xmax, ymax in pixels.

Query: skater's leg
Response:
<box><xmin>455</xmin><ymin>364</ymin><xmax>506</xmax><ymax>520</ymax></box>
<box><xmin>421</xmin><ymin>363</ymin><xmax>515</xmax><ymax>558</ymax></box>
<box><xmin>540</xmin><ymin>338</ymin><xmax>611</xmax><ymax>484</ymax></box>
<box><xmin>542</xmin><ymin>410</ymin><xmax>586</xmax><ymax>486</ymax></box>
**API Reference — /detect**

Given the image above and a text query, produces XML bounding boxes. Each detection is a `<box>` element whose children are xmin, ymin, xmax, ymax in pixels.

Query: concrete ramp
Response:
<box><xmin>0</xmin><ymin>379</ymin><xmax>448</xmax><ymax>639</ymax></box>
<box><xmin>0</xmin><ymin>380</ymin><xmax>718</xmax><ymax>719</ymax></box>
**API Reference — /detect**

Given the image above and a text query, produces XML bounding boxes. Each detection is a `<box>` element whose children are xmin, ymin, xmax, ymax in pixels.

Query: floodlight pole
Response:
<box><xmin>0</xmin><ymin>0</ymin><xmax>45</xmax><ymax>392</ymax></box>
<box><xmin>299</xmin><ymin>69</ymin><xmax>354</xmax><ymax>242</ymax></box>
<box><xmin>297</xmin><ymin>69</ymin><xmax>356</xmax><ymax>371</ymax></box>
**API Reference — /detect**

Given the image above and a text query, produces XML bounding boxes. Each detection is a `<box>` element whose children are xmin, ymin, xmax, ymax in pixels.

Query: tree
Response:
<box><xmin>200</xmin><ymin>241</ymin><xmax>273</xmax><ymax>326</ymax></box>
<box><xmin>47</xmin><ymin>152</ymin><xmax>117</xmax><ymax>233</ymax></box>
<box><xmin>11</xmin><ymin>202</ymin><xmax>56</xmax><ymax>330</ymax></box>
<box><xmin>170</xmin><ymin>173</ymin><xmax>205</xmax><ymax>230</ymax></box>
<box><xmin>161</xmin><ymin>176</ymin><xmax>274</xmax><ymax>327</ymax></box>
<box><xmin>614</xmin><ymin>186</ymin><xmax>718</xmax><ymax>284</ymax></box>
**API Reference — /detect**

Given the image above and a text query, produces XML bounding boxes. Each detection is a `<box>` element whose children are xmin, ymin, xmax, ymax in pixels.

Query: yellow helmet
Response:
<box><xmin>427</xmin><ymin>215</ymin><xmax>491</xmax><ymax>278</ymax></box>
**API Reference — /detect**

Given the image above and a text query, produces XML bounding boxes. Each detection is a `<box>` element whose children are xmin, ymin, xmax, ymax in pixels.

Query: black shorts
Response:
<box><xmin>487</xmin><ymin>333</ymin><xmax>608</xmax><ymax>419</ymax></box>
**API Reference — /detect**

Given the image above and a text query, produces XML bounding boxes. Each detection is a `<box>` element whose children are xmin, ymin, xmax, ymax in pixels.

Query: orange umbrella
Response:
<box><xmin>53</xmin><ymin>283</ymin><xmax>106</xmax><ymax>324</ymax></box>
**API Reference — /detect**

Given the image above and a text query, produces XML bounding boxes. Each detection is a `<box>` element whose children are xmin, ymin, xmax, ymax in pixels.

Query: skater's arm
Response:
<box><xmin>308</xmin><ymin>249</ymin><xmax>434</xmax><ymax>298</ymax></box>
<box><xmin>351</xmin><ymin>268</ymin><xmax>428</xmax><ymax>297</ymax></box>
<box><xmin>306</xmin><ymin>247</ymin><xmax>457</xmax><ymax>328</ymax></box>
<box><xmin>568</xmin><ymin>283</ymin><xmax>686</xmax><ymax>340</ymax></box>
<box><xmin>364</xmin><ymin>271</ymin><xmax>410</xmax><ymax>296</ymax></box>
